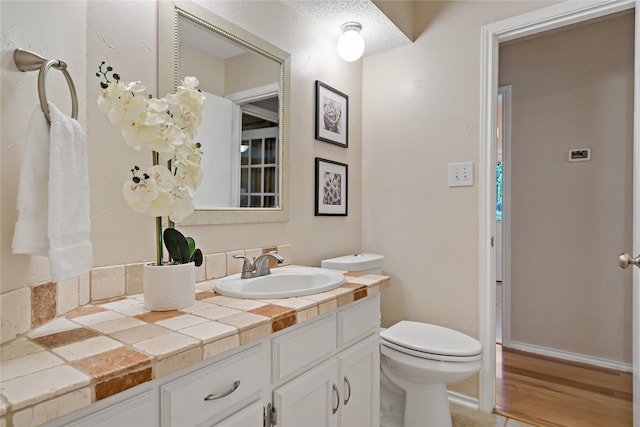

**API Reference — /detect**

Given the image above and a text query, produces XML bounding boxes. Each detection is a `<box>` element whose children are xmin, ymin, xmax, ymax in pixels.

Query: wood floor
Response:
<box><xmin>495</xmin><ymin>345</ymin><xmax>633</xmax><ymax>427</ymax></box>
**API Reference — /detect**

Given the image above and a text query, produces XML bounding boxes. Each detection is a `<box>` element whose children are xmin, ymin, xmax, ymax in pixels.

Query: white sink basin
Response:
<box><xmin>212</xmin><ymin>266</ymin><xmax>345</xmax><ymax>299</ymax></box>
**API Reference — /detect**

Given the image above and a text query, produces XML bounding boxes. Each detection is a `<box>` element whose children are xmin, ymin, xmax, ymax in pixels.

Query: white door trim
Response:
<box><xmin>497</xmin><ymin>85</ymin><xmax>512</xmax><ymax>347</ymax></box>
<box><xmin>632</xmin><ymin>4</ymin><xmax>640</xmax><ymax>423</ymax></box>
<box><xmin>478</xmin><ymin>0</ymin><xmax>637</xmax><ymax>420</ymax></box>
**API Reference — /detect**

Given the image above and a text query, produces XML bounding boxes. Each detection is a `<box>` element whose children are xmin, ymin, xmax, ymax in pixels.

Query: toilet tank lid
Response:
<box><xmin>321</xmin><ymin>253</ymin><xmax>384</xmax><ymax>272</ymax></box>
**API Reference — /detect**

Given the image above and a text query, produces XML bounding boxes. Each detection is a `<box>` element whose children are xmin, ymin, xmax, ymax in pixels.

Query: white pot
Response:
<box><xmin>143</xmin><ymin>262</ymin><xmax>195</xmax><ymax>311</ymax></box>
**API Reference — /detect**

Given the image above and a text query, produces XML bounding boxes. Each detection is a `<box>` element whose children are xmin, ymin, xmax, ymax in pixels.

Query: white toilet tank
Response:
<box><xmin>321</xmin><ymin>253</ymin><xmax>384</xmax><ymax>275</ymax></box>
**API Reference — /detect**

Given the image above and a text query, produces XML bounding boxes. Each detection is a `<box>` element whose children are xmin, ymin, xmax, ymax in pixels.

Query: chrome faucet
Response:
<box><xmin>233</xmin><ymin>252</ymin><xmax>284</xmax><ymax>279</ymax></box>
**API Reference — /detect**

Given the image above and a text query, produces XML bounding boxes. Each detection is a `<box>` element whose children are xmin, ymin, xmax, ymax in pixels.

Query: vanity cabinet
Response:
<box><xmin>42</xmin><ymin>294</ymin><xmax>380</xmax><ymax>427</ymax></box>
<box><xmin>270</xmin><ymin>295</ymin><xmax>380</xmax><ymax>427</ymax></box>
<box><xmin>272</xmin><ymin>334</ymin><xmax>379</xmax><ymax>427</ymax></box>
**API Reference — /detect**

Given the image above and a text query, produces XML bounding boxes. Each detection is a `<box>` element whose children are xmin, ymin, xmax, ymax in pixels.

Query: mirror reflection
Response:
<box><xmin>178</xmin><ymin>14</ymin><xmax>281</xmax><ymax>209</ymax></box>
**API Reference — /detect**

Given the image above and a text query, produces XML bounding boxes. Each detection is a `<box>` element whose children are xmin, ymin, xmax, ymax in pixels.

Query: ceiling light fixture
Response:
<box><xmin>337</xmin><ymin>22</ymin><xmax>364</xmax><ymax>62</ymax></box>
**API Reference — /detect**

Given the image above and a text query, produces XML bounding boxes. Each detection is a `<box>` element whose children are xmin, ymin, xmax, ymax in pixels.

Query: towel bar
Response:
<box><xmin>14</xmin><ymin>48</ymin><xmax>78</xmax><ymax>125</ymax></box>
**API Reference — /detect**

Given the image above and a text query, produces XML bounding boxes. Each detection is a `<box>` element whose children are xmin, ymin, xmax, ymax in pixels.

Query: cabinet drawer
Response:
<box><xmin>272</xmin><ymin>314</ymin><xmax>336</xmax><ymax>383</ymax></box>
<box><xmin>338</xmin><ymin>295</ymin><xmax>380</xmax><ymax>347</ymax></box>
<box><xmin>63</xmin><ymin>389</ymin><xmax>154</xmax><ymax>427</ymax></box>
<box><xmin>161</xmin><ymin>344</ymin><xmax>267</xmax><ymax>427</ymax></box>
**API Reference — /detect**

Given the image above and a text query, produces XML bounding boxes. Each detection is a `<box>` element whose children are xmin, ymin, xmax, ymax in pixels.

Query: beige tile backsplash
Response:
<box><xmin>205</xmin><ymin>253</ymin><xmax>227</xmax><ymax>280</ymax></box>
<box><xmin>0</xmin><ymin>288</ymin><xmax>31</xmax><ymax>343</ymax></box>
<box><xmin>57</xmin><ymin>278</ymin><xmax>79</xmax><ymax>317</ymax></box>
<box><xmin>0</xmin><ymin>244</ymin><xmax>293</xmax><ymax>344</ymax></box>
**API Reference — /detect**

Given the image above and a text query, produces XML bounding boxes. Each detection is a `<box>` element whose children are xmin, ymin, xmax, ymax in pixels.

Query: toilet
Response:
<box><xmin>380</xmin><ymin>321</ymin><xmax>483</xmax><ymax>427</ymax></box>
<box><xmin>321</xmin><ymin>253</ymin><xmax>483</xmax><ymax>427</ymax></box>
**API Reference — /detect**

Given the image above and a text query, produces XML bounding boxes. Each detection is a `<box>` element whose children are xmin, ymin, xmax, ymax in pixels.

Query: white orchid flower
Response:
<box><xmin>168</xmin><ymin>187</ymin><xmax>196</xmax><ymax>223</ymax></box>
<box><xmin>99</xmin><ymin>69</ymin><xmax>204</xmax><ymax>221</ymax></box>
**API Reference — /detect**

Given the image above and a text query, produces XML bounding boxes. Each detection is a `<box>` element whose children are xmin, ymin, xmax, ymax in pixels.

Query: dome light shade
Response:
<box><xmin>337</xmin><ymin>22</ymin><xmax>364</xmax><ymax>62</ymax></box>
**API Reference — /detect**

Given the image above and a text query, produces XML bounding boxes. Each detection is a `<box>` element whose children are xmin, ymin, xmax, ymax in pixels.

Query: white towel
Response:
<box><xmin>13</xmin><ymin>103</ymin><xmax>93</xmax><ymax>282</ymax></box>
<box><xmin>12</xmin><ymin>106</ymin><xmax>50</xmax><ymax>256</ymax></box>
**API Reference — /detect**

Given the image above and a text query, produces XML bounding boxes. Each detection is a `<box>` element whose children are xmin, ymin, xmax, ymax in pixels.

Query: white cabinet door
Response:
<box><xmin>273</xmin><ymin>358</ymin><xmax>339</xmax><ymax>427</ymax></box>
<box><xmin>212</xmin><ymin>400</ymin><xmax>263</xmax><ymax>427</ymax></box>
<box><xmin>337</xmin><ymin>334</ymin><xmax>380</xmax><ymax>427</ymax></box>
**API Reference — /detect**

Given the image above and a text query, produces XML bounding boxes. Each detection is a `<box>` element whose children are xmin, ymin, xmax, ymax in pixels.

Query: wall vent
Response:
<box><xmin>568</xmin><ymin>148</ymin><xmax>591</xmax><ymax>162</ymax></box>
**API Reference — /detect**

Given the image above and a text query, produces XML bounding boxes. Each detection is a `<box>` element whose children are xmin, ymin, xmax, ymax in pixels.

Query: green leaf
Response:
<box><xmin>192</xmin><ymin>248</ymin><xmax>203</xmax><ymax>267</ymax></box>
<box><xmin>163</xmin><ymin>228</ymin><xmax>189</xmax><ymax>264</ymax></box>
<box><xmin>187</xmin><ymin>237</ymin><xmax>196</xmax><ymax>260</ymax></box>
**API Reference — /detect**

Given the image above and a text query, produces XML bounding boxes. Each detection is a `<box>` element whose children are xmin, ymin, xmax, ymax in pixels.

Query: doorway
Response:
<box><xmin>479</xmin><ymin>2</ymin><xmax>639</xmax><ymax>426</ymax></box>
<box><xmin>494</xmin><ymin>13</ymin><xmax>634</xmax><ymax>424</ymax></box>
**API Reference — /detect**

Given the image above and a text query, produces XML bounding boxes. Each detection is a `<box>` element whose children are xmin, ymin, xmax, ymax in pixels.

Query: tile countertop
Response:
<box><xmin>0</xmin><ymin>267</ymin><xmax>389</xmax><ymax>426</ymax></box>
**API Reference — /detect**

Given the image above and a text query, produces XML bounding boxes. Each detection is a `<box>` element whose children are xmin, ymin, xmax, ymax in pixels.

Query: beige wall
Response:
<box><xmin>180</xmin><ymin>43</ymin><xmax>226</xmax><ymax>96</ymax></box>
<box><xmin>225</xmin><ymin>52</ymin><xmax>280</xmax><ymax>95</ymax></box>
<box><xmin>180</xmin><ymin>43</ymin><xmax>279</xmax><ymax>98</ymax></box>
<box><xmin>363</xmin><ymin>0</ymin><xmax>557</xmax><ymax>336</ymax></box>
<box><xmin>1</xmin><ymin>0</ymin><xmax>88</xmax><ymax>292</ymax></box>
<box><xmin>1</xmin><ymin>1</ymin><xmax>362</xmax><ymax>296</ymax></box>
<box><xmin>362</xmin><ymin>0</ymin><xmax>558</xmax><ymax>397</ymax></box>
<box><xmin>499</xmin><ymin>12</ymin><xmax>634</xmax><ymax>364</ymax></box>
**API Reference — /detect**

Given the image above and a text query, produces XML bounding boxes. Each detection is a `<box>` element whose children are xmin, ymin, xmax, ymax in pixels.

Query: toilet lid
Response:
<box><xmin>380</xmin><ymin>321</ymin><xmax>482</xmax><ymax>358</ymax></box>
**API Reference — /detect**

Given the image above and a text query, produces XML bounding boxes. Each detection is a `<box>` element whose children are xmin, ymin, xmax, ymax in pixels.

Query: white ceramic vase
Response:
<box><xmin>143</xmin><ymin>262</ymin><xmax>195</xmax><ymax>311</ymax></box>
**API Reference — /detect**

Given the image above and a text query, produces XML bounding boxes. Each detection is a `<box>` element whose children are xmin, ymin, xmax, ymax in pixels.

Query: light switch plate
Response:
<box><xmin>448</xmin><ymin>162</ymin><xmax>474</xmax><ymax>187</ymax></box>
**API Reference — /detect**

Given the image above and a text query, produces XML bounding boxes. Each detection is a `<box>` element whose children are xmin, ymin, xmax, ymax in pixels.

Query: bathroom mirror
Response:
<box><xmin>159</xmin><ymin>0</ymin><xmax>290</xmax><ymax>224</ymax></box>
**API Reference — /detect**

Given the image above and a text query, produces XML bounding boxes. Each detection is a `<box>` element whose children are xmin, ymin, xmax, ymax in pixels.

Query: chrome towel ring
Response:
<box><xmin>13</xmin><ymin>48</ymin><xmax>78</xmax><ymax>125</ymax></box>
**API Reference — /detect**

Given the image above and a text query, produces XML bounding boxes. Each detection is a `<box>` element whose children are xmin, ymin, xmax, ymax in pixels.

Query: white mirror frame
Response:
<box><xmin>159</xmin><ymin>0</ymin><xmax>290</xmax><ymax>225</ymax></box>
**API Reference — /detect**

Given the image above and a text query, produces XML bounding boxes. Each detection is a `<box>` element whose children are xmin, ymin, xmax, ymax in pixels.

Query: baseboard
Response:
<box><xmin>447</xmin><ymin>391</ymin><xmax>479</xmax><ymax>410</ymax></box>
<box><xmin>506</xmin><ymin>340</ymin><xmax>633</xmax><ymax>372</ymax></box>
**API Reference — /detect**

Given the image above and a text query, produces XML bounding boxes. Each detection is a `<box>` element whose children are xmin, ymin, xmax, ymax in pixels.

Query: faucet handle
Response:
<box><xmin>233</xmin><ymin>255</ymin><xmax>254</xmax><ymax>272</ymax></box>
<box><xmin>253</xmin><ymin>252</ymin><xmax>284</xmax><ymax>276</ymax></box>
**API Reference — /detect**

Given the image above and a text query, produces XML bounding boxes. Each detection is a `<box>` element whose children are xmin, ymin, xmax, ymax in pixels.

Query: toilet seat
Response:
<box><xmin>380</xmin><ymin>321</ymin><xmax>482</xmax><ymax>362</ymax></box>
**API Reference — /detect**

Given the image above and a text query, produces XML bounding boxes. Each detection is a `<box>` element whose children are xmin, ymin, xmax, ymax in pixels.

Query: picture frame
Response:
<box><xmin>315</xmin><ymin>80</ymin><xmax>348</xmax><ymax>147</ymax></box>
<box><xmin>315</xmin><ymin>158</ymin><xmax>348</xmax><ymax>216</ymax></box>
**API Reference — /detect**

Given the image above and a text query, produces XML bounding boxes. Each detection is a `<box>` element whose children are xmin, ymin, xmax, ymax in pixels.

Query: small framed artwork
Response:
<box><xmin>315</xmin><ymin>80</ymin><xmax>348</xmax><ymax>147</ymax></box>
<box><xmin>315</xmin><ymin>158</ymin><xmax>348</xmax><ymax>216</ymax></box>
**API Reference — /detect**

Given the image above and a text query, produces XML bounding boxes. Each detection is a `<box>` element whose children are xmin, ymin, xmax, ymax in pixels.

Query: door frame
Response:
<box><xmin>478</xmin><ymin>1</ymin><xmax>639</xmax><ymax>424</ymax></box>
<box><xmin>497</xmin><ymin>85</ymin><xmax>512</xmax><ymax>347</ymax></box>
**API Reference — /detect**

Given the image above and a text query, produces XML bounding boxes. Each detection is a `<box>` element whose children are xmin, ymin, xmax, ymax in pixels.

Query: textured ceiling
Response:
<box><xmin>280</xmin><ymin>0</ymin><xmax>411</xmax><ymax>58</ymax></box>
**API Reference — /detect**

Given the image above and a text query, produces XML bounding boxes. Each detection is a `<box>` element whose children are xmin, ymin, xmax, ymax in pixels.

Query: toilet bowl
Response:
<box><xmin>380</xmin><ymin>321</ymin><xmax>483</xmax><ymax>427</ymax></box>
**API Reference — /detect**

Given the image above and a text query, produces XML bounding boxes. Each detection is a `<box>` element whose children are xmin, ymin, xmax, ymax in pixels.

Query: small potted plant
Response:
<box><xmin>142</xmin><ymin>228</ymin><xmax>204</xmax><ymax>310</ymax></box>
<box><xmin>97</xmin><ymin>62</ymin><xmax>205</xmax><ymax>310</ymax></box>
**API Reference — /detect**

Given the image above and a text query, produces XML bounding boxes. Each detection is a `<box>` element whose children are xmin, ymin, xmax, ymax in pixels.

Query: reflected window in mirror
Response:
<box><xmin>240</xmin><ymin>122</ymin><xmax>279</xmax><ymax>208</ymax></box>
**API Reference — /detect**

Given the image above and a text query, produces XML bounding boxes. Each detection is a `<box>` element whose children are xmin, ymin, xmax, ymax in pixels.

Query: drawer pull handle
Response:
<box><xmin>203</xmin><ymin>380</ymin><xmax>240</xmax><ymax>401</ymax></box>
<box><xmin>332</xmin><ymin>383</ymin><xmax>340</xmax><ymax>414</ymax></box>
<box><xmin>343</xmin><ymin>376</ymin><xmax>351</xmax><ymax>405</ymax></box>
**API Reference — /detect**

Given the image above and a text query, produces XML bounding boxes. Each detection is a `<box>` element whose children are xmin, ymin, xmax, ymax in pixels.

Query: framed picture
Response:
<box><xmin>315</xmin><ymin>80</ymin><xmax>348</xmax><ymax>147</ymax></box>
<box><xmin>315</xmin><ymin>158</ymin><xmax>348</xmax><ymax>216</ymax></box>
